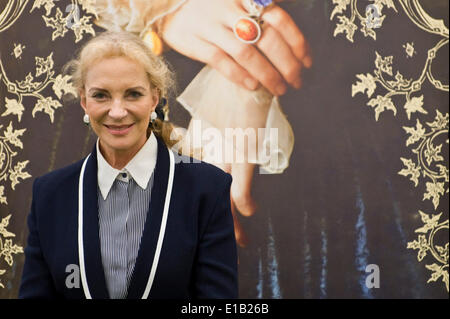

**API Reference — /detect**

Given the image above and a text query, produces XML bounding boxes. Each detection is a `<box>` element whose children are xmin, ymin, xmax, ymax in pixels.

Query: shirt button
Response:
<box><xmin>122</xmin><ymin>173</ymin><xmax>127</xmax><ymax>178</ymax></box>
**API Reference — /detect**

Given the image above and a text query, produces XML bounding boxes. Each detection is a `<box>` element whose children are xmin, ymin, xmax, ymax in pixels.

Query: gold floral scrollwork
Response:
<box><xmin>0</xmin><ymin>214</ymin><xmax>24</xmax><ymax>289</ymax></box>
<box><xmin>0</xmin><ymin>0</ymin><xmax>97</xmax><ymax>288</ymax></box>
<box><xmin>407</xmin><ymin>211</ymin><xmax>449</xmax><ymax>292</ymax></box>
<box><xmin>331</xmin><ymin>0</ymin><xmax>449</xmax><ymax>292</ymax></box>
<box><xmin>399</xmin><ymin>111</ymin><xmax>449</xmax><ymax>209</ymax></box>
<box><xmin>331</xmin><ymin>0</ymin><xmax>397</xmax><ymax>42</ymax></box>
<box><xmin>0</xmin><ymin>0</ymin><xmax>29</xmax><ymax>33</ymax></box>
<box><xmin>31</xmin><ymin>0</ymin><xmax>97</xmax><ymax>43</ymax></box>
<box><xmin>351</xmin><ymin>42</ymin><xmax>448</xmax><ymax>122</ymax></box>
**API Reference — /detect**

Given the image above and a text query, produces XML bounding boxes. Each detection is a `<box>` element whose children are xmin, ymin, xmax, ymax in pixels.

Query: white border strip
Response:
<box><xmin>78</xmin><ymin>154</ymin><xmax>92</xmax><ymax>299</ymax></box>
<box><xmin>142</xmin><ymin>147</ymin><xmax>175</xmax><ymax>299</ymax></box>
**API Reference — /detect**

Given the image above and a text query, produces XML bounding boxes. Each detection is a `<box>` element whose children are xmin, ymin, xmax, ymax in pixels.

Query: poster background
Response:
<box><xmin>0</xmin><ymin>0</ymin><xmax>448</xmax><ymax>298</ymax></box>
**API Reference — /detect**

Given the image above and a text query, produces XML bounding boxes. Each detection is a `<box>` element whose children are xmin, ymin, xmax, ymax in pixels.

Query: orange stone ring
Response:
<box><xmin>233</xmin><ymin>16</ymin><xmax>262</xmax><ymax>44</ymax></box>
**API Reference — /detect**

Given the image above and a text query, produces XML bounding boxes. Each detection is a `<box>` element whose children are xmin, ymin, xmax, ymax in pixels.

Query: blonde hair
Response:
<box><xmin>63</xmin><ymin>31</ymin><xmax>182</xmax><ymax>150</ymax></box>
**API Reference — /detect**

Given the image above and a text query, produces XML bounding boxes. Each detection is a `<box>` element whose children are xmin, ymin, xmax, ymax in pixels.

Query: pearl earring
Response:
<box><xmin>83</xmin><ymin>114</ymin><xmax>90</xmax><ymax>125</ymax></box>
<box><xmin>150</xmin><ymin>111</ymin><xmax>157</xmax><ymax>122</ymax></box>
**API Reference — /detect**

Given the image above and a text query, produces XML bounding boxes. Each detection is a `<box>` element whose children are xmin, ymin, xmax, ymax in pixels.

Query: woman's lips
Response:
<box><xmin>104</xmin><ymin>123</ymin><xmax>134</xmax><ymax>135</ymax></box>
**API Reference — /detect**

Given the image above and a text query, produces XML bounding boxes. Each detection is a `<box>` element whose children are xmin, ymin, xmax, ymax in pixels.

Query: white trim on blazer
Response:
<box><xmin>77</xmin><ymin>147</ymin><xmax>175</xmax><ymax>299</ymax></box>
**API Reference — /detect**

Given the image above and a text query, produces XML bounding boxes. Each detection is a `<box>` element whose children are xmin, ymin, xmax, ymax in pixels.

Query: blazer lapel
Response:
<box><xmin>127</xmin><ymin>135</ymin><xmax>170</xmax><ymax>299</ymax></box>
<box><xmin>81</xmin><ymin>147</ymin><xmax>109</xmax><ymax>299</ymax></box>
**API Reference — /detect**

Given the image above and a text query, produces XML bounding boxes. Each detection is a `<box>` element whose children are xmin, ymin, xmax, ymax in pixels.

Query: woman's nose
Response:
<box><xmin>108</xmin><ymin>99</ymin><xmax>128</xmax><ymax>119</ymax></box>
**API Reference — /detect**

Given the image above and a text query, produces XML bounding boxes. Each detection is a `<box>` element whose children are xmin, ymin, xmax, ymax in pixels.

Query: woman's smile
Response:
<box><xmin>104</xmin><ymin>123</ymin><xmax>135</xmax><ymax>135</ymax></box>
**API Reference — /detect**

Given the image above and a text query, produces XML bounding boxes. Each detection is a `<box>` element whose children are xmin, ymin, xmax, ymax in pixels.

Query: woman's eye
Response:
<box><xmin>128</xmin><ymin>91</ymin><xmax>142</xmax><ymax>98</ymax></box>
<box><xmin>92</xmin><ymin>92</ymin><xmax>107</xmax><ymax>99</ymax></box>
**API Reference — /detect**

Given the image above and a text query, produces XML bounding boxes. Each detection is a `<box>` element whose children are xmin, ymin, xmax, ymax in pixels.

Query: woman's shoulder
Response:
<box><xmin>33</xmin><ymin>158</ymin><xmax>86</xmax><ymax>193</ymax></box>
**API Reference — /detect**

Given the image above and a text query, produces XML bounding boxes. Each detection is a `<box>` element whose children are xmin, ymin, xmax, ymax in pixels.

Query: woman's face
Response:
<box><xmin>80</xmin><ymin>56</ymin><xmax>158</xmax><ymax>158</ymax></box>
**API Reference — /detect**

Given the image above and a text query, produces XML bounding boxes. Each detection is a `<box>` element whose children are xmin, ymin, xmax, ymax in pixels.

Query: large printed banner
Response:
<box><xmin>0</xmin><ymin>0</ymin><xmax>448</xmax><ymax>298</ymax></box>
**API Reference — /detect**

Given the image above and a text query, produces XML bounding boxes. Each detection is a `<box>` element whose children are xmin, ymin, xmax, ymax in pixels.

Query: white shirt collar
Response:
<box><xmin>96</xmin><ymin>132</ymin><xmax>158</xmax><ymax>200</ymax></box>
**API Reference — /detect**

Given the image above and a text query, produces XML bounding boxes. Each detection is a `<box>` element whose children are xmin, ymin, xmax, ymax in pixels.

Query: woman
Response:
<box><xmin>19</xmin><ymin>31</ymin><xmax>238</xmax><ymax>299</ymax></box>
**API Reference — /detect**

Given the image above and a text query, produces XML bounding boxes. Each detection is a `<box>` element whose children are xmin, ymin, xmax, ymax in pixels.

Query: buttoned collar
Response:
<box><xmin>96</xmin><ymin>132</ymin><xmax>158</xmax><ymax>200</ymax></box>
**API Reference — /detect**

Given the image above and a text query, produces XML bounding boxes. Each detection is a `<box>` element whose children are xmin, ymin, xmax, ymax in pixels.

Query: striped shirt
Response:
<box><xmin>96</xmin><ymin>133</ymin><xmax>157</xmax><ymax>299</ymax></box>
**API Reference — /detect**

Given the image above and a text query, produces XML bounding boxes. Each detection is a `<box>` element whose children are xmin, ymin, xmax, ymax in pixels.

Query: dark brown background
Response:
<box><xmin>0</xmin><ymin>0</ymin><xmax>448</xmax><ymax>298</ymax></box>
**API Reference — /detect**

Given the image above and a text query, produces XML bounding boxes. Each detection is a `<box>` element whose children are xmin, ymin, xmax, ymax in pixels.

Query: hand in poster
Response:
<box><xmin>161</xmin><ymin>0</ymin><xmax>312</xmax><ymax>97</ymax></box>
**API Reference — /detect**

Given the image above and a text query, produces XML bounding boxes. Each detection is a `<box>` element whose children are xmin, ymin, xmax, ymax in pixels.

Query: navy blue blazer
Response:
<box><xmin>19</xmin><ymin>136</ymin><xmax>238</xmax><ymax>299</ymax></box>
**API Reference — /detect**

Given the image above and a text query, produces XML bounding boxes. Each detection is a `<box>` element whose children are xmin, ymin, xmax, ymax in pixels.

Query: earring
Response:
<box><xmin>150</xmin><ymin>111</ymin><xmax>157</xmax><ymax>125</ymax></box>
<box><xmin>83</xmin><ymin>114</ymin><xmax>90</xmax><ymax>125</ymax></box>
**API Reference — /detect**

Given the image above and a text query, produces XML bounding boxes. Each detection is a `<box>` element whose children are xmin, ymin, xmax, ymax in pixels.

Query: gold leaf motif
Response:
<box><xmin>403</xmin><ymin>119</ymin><xmax>425</xmax><ymax>146</ymax></box>
<box><xmin>32</xmin><ymin>97</ymin><xmax>62</xmax><ymax>123</ymax></box>
<box><xmin>31</xmin><ymin>0</ymin><xmax>58</xmax><ymax>16</ymax></box>
<box><xmin>2</xmin><ymin>98</ymin><xmax>25</xmax><ymax>122</ymax></box>
<box><xmin>408</xmin><ymin>211</ymin><xmax>449</xmax><ymax>292</ymax></box>
<box><xmin>423</xmin><ymin>181</ymin><xmax>445</xmax><ymax>210</ymax></box>
<box><xmin>416</xmin><ymin>211</ymin><xmax>443</xmax><ymax>234</ymax></box>
<box><xmin>352</xmin><ymin>73</ymin><xmax>377</xmax><ymax>98</ymax></box>
<box><xmin>425</xmin><ymin>264</ymin><xmax>449</xmax><ymax>292</ymax></box>
<box><xmin>0</xmin><ymin>215</ymin><xmax>15</xmax><ymax>238</ymax></box>
<box><xmin>0</xmin><ymin>239</ymin><xmax>23</xmax><ymax>266</ymax></box>
<box><xmin>0</xmin><ymin>212</ymin><xmax>24</xmax><ymax>289</ymax></box>
<box><xmin>426</xmin><ymin>110</ymin><xmax>449</xmax><ymax>131</ymax></box>
<box><xmin>407</xmin><ymin>234</ymin><xmax>428</xmax><ymax>261</ymax></box>
<box><xmin>367</xmin><ymin>95</ymin><xmax>396</xmax><ymax>121</ymax></box>
<box><xmin>71</xmin><ymin>15</ymin><xmax>95</xmax><ymax>43</ymax></box>
<box><xmin>331</xmin><ymin>0</ymin><xmax>397</xmax><ymax>42</ymax></box>
<box><xmin>42</xmin><ymin>7</ymin><xmax>69</xmax><ymax>41</ymax></box>
<box><xmin>375</xmin><ymin>52</ymin><xmax>393</xmax><ymax>76</ymax></box>
<box><xmin>333</xmin><ymin>15</ymin><xmax>358</xmax><ymax>43</ymax></box>
<box><xmin>8</xmin><ymin>161</ymin><xmax>31</xmax><ymax>190</ymax></box>
<box><xmin>424</xmin><ymin>143</ymin><xmax>444</xmax><ymax>167</ymax></box>
<box><xmin>399</xmin><ymin>157</ymin><xmax>420</xmax><ymax>186</ymax></box>
<box><xmin>3</xmin><ymin>122</ymin><xmax>26</xmax><ymax>149</ymax></box>
<box><xmin>404</xmin><ymin>95</ymin><xmax>427</xmax><ymax>120</ymax></box>
<box><xmin>52</xmin><ymin>74</ymin><xmax>77</xmax><ymax>99</ymax></box>
<box><xmin>330</xmin><ymin>0</ymin><xmax>351</xmax><ymax>21</ymax></box>
<box><xmin>35</xmin><ymin>53</ymin><xmax>55</xmax><ymax>78</ymax></box>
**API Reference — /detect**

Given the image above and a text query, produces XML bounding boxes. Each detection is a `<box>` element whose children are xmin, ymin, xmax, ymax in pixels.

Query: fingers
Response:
<box><xmin>262</xmin><ymin>5</ymin><xmax>312</xmax><ymax>68</ymax></box>
<box><xmin>230</xmin><ymin>162</ymin><xmax>257</xmax><ymax>217</ymax></box>
<box><xmin>179</xmin><ymin>36</ymin><xmax>260</xmax><ymax>91</ymax></box>
<box><xmin>256</xmin><ymin>25</ymin><xmax>303</xmax><ymax>89</ymax></box>
<box><xmin>204</xmin><ymin>25</ymin><xmax>287</xmax><ymax>96</ymax></box>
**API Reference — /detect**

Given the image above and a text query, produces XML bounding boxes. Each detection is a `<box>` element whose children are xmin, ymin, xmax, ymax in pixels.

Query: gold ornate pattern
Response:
<box><xmin>332</xmin><ymin>0</ymin><xmax>449</xmax><ymax>291</ymax></box>
<box><xmin>403</xmin><ymin>42</ymin><xmax>417</xmax><ymax>58</ymax></box>
<box><xmin>31</xmin><ymin>0</ymin><xmax>97</xmax><ymax>43</ymax></box>
<box><xmin>399</xmin><ymin>111</ymin><xmax>449</xmax><ymax>209</ymax></box>
<box><xmin>0</xmin><ymin>0</ymin><xmax>96</xmax><ymax>288</ymax></box>
<box><xmin>407</xmin><ymin>211</ymin><xmax>449</xmax><ymax>292</ymax></box>
<box><xmin>11</xmin><ymin>43</ymin><xmax>26</xmax><ymax>60</ymax></box>
<box><xmin>330</xmin><ymin>0</ymin><xmax>398</xmax><ymax>42</ymax></box>
<box><xmin>0</xmin><ymin>214</ymin><xmax>24</xmax><ymax>289</ymax></box>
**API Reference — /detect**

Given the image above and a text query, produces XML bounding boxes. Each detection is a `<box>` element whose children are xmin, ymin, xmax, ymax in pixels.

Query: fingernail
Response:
<box><xmin>276</xmin><ymin>83</ymin><xmax>287</xmax><ymax>96</ymax></box>
<box><xmin>244</xmin><ymin>78</ymin><xmax>258</xmax><ymax>90</ymax></box>
<box><xmin>293</xmin><ymin>78</ymin><xmax>302</xmax><ymax>89</ymax></box>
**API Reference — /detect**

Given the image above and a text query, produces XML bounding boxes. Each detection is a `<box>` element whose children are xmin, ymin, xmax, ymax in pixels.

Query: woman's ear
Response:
<box><xmin>79</xmin><ymin>89</ymin><xmax>87</xmax><ymax>113</ymax></box>
<box><xmin>152</xmin><ymin>89</ymin><xmax>160</xmax><ymax>110</ymax></box>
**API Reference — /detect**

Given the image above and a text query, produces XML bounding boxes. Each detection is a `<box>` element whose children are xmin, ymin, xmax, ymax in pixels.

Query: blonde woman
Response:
<box><xmin>19</xmin><ymin>31</ymin><xmax>238</xmax><ymax>299</ymax></box>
